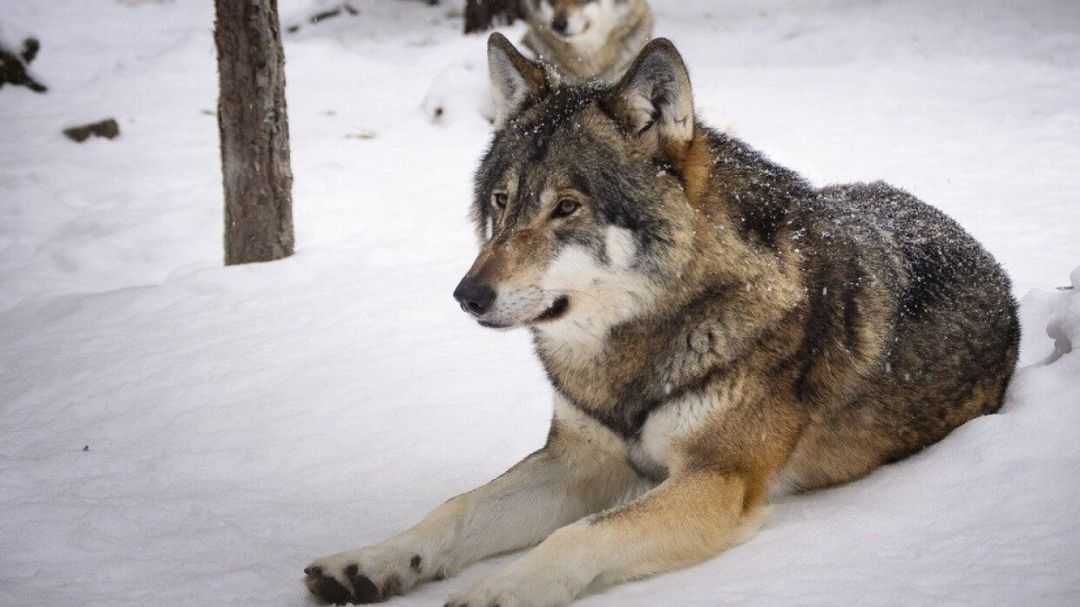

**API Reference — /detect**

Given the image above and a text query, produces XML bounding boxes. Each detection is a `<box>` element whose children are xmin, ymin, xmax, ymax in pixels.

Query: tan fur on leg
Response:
<box><xmin>446</xmin><ymin>467</ymin><xmax>766</xmax><ymax>607</ymax></box>
<box><xmin>304</xmin><ymin>405</ymin><xmax>646</xmax><ymax>604</ymax></box>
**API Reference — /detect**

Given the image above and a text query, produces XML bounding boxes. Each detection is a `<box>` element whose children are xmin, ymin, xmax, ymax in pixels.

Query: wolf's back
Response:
<box><xmin>812</xmin><ymin>180</ymin><xmax>1019</xmax><ymax>450</ymax></box>
<box><xmin>819</xmin><ymin>180</ymin><xmax>1016</xmax><ymax>332</ymax></box>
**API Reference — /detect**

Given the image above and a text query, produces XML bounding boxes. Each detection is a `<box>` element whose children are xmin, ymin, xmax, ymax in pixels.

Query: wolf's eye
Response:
<box><xmin>492</xmin><ymin>192</ymin><xmax>508</xmax><ymax>210</ymax></box>
<box><xmin>553</xmin><ymin>198</ymin><xmax>580</xmax><ymax>218</ymax></box>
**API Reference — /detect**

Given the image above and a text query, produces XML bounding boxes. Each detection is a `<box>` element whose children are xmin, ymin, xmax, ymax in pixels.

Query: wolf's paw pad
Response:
<box><xmin>304</xmin><ymin>549</ymin><xmax>417</xmax><ymax>604</ymax></box>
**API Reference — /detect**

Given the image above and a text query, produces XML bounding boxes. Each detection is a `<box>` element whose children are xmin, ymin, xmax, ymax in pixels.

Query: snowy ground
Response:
<box><xmin>1</xmin><ymin>0</ymin><xmax>1079</xmax><ymax>605</ymax></box>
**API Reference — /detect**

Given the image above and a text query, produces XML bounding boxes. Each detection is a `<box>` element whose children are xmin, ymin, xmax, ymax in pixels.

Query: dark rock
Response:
<box><xmin>63</xmin><ymin>119</ymin><xmax>120</xmax><ymax>143</ymax></box>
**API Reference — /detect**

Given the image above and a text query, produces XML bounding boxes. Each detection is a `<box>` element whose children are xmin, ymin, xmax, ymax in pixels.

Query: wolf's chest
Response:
<box><xmin>541</xmin><ymin>351</ymin><xmax>667</xmax><ymax>438</ymax></box>
<box><xmin>624</xmin><ymin>392</ymin><xmax>720</xmax><ymax>482</ymax></box>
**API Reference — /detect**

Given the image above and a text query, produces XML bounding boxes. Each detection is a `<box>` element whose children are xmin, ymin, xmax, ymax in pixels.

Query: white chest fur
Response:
<box><xmin>628</xmin><ymin>392</ymin><xmax>722</xmax><ymax>481</ymax></box>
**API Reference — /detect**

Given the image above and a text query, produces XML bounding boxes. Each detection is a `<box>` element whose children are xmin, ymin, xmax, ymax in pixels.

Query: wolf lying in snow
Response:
<box><xmin>425</xmin><ymin>0</ymin><xmax>651</xmax><ymax>124</ymax></box>
<box><xmin>305</xmin><ymin>34</ymin><xmax>1020</xmax><ymax>606</ymax></box>
<box><xmin>522</xmin><ymin>0</ymin><xmax>653</xmax><ymax>83</ymax></box>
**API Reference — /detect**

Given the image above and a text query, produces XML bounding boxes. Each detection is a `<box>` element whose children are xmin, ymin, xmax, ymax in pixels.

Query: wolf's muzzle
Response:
<box><xmin>453</xmin><ymin>277</ymin><xmax>496</xmax><ymax>317</ymax></box>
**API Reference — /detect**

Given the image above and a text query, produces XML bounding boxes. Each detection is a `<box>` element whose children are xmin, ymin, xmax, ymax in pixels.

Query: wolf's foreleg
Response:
<box><xmin>304</xmin><ymin>410</ymin><xmax>644</xmax><ymax>604</ymax></box>
<box><xmin>445</xmin><ymin>466</ymin><xmax>768</xmax><ymax>607</ymax></box>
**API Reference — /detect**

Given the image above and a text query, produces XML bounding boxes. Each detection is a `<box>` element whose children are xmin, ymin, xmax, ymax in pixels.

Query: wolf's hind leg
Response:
<box><xmin>304</xmin><ymin>412</ymin><xmax>644</xmax><ymax>604</ymax></box>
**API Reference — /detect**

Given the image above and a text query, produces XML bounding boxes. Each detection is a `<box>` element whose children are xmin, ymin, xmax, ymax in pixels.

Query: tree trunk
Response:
<box><xmin>464</xmin><ymin>0</ymin><xmax>524</xmax><ymax>34</ymax></box>
<box><xmin>215</xmin><ymin>0</ymin><xmax>294</xmax><ymax>265</ymax></box>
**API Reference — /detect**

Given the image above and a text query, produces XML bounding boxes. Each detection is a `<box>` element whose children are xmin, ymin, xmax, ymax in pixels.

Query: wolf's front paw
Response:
<box><xmin>304</xmin><ymin>546</ymin><xmax>426</xmax><ymax>604</ymax></box>
<box><xmin>444</xmin><ymin>572</ymin><xmax>575</xmax><ymax>607</ymax></box>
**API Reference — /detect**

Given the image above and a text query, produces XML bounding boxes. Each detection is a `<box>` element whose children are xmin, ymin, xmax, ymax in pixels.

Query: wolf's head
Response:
<box><xmin>530</xmin><ymin>0</ymin><xmax>632</xmax><ymax>39</ymax></box>
<box><xmin>454</xmin><ymin>34</ymin><xmax>705</xmax><ymax>339</ymax></box>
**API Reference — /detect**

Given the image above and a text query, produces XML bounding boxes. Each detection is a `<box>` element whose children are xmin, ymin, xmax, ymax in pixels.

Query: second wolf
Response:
<box><xmin>305</xmin><ymin>34</ymin><xmax>1020</xmax><ymax>607</ymax></box>
<box><xmin>522</xmin><ymin>0</ymin><xmax>653</xmax><ymax>82</ymax></box>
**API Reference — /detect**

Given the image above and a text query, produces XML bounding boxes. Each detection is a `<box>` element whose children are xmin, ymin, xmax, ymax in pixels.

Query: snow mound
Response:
<box><xmin>421</xmin><ymin>59</ymin><xmax>496</xmax><ymax>125</ymax></box>
<box><xmin>1042</xmin><ymin>268</ymin><xmax>1080</xmax><ymax>364</ymax></box>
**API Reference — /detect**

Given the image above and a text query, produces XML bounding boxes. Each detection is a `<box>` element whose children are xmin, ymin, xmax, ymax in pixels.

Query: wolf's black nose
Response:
<box><xmin>454</xmin><ymin>278</ymin><xmax>496</xmax><ymax>316</ymax></box>
<box><xmin>552</xmin><ymin>14</ymin><xmax>568</xmax><ymax>34</ymax></box>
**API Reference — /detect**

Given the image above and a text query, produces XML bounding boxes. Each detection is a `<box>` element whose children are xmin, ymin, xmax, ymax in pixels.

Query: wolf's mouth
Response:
<box><xmin>535</xmin><ymin>296</ymin><xmax>570</xmax><ymax>322</ymax></box>
<box><xmin>475</xmin><ymin>296</ymin><xmax>570</xmax><ymax>329</ymax></box>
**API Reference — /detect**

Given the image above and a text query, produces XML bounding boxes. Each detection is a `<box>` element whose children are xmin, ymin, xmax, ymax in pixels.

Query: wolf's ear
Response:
<box><xmin>488</xmin><ymin>33</ymin><xmax>549</xmax><ymax>130</ymax></box>
<box><xmin>603</xmin><ymin>38</ymin><xmax>694</xmax><ymax>155</ymax></box>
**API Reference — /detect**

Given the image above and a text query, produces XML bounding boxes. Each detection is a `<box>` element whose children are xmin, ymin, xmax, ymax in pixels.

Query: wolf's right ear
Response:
<box><xmin>603</xmin><ymin>38</ymin><xmax>695</xmax><ymax>157</ymax></box>
<box><xmin>488</xmin><ymin>33</ymin><xmax>549</xmax><ymax>130</ymax></box>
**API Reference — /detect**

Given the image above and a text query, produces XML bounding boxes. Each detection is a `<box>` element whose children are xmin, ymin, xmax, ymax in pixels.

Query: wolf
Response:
<box><xmin>522</xmin><ymin>0</ymin><xmax>653</xmax><ymax>82</ymax></box>
<box><xmin>304</xmin><ymin>34</ymin><xmax>1020</xmax><ymax>606</ymax></box>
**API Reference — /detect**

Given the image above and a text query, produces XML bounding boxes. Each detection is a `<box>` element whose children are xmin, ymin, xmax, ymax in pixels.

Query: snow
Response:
<box><xmin>1</xmin><ymin>0</ymin><xmax>1078</xmax><ymax>605</ymax></box>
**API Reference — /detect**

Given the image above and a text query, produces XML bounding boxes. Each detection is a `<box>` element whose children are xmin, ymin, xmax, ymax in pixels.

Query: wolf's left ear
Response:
<box><xmin>603</xmin><ymin>38</ymin><xmax>694</xmax><ymax>155</ymax></box>
<box><xmin>488</xmin><ymin>33</ymin><xmax>549</xmax><ymax>130</ymax></box>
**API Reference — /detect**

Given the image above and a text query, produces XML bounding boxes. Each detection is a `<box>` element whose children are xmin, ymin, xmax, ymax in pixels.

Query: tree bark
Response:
<box><xmin>464</xmin><ymin>0</ymin><xmax>525</xmax><ymax>34</ymax></box>
<box><xmin>215</xmin><ymin>0</ymin><xmax>294</xmax><ymax>265</ymax></box>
